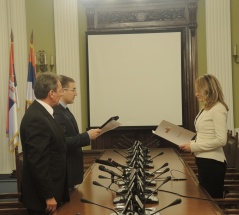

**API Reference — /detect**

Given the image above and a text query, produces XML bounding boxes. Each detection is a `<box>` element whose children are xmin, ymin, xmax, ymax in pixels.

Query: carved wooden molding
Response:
<box><xmin>83</xmin><ymin>0</ymin><xmax>197</xmax><ymax>32</ymax></box>
<box><xmin>188</xmin><ymin>2</ymin><xmax>197</xmax><ymax>36</ymax></box>
<box><xmin>97</xmin><ymin>8</ymin><xmax>186</xmax><ymax>23</ymax></box>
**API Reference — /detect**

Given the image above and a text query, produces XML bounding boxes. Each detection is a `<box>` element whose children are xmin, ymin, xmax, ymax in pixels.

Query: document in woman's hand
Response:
<box><xmin>153</xmin><ymin>120</ymin><xmax>196</xmax><ymax>145</ymax></box>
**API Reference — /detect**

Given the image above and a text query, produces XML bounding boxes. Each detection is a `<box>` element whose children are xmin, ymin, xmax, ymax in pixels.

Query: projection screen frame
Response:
<box><xmin>86</xmin><ymin>29</ymin><xmax>187</xmax><ymax>130</ymax></box>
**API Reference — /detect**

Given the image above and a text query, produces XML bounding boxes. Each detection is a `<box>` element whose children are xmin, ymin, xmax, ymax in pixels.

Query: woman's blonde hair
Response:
<box><xmin>195</xmin><ymin>74</ymin><xmax>229</xmax><ymax>111</ymax></box>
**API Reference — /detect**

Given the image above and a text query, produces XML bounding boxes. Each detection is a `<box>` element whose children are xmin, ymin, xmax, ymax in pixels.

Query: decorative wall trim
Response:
<box><xmin>84</xmin><ymin>1</ymin><xmax>197</xmax><ymax>31</ymax></box>
<box><xmin>188</xmin><ymin>2</ymin><xmax>197</xmax><ymax>36</ymax></box>
<box><xmin>205</xmin><ymin>0</ymin><xmax>234</xmax><ymax>131</ymax></box>
<box><xmin>53</xmin><ymin>0</ymin><xmax>82</xmax><ymax>131</ymax></box>
<box><xmin>97</xmin><ymin>8</ymin><xmax>186</xmax><ymax>24</ymax></box>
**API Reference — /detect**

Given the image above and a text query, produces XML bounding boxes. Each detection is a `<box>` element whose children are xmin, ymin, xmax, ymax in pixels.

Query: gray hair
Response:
<box><xmin>34</xmin><ymin>72</ymin><xmax>60</xmax><ymax>99</ymax></box>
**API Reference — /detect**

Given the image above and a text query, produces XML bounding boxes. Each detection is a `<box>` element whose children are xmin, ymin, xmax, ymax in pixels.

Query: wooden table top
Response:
<box><xmin>54</xmin><ymin>148</ymin><xmax>224</xmax><ymax>215</ymax></box>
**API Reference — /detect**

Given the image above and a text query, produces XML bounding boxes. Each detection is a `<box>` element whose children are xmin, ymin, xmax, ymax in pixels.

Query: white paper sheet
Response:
<box><xmin>99</xmin><ymin>120</ymin><xmax>121</xmax><ymax>136</ymax></box>
<box><xmin>153</xmin><ymin>120</ymin><xmax>195</xmax><ymax>145</ymax></box>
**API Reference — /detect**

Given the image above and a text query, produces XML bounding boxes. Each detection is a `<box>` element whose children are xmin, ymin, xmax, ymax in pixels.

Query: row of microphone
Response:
<box><xmin>80</xmin><ymin>140</ymin><xmax>182</xmax><ymax>215</ymax></box>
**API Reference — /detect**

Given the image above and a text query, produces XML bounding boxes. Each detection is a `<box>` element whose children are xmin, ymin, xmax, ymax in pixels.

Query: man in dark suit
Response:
<box><xmin>20</xmin><ymin>72</ymin><xmax>69</xmax><ymax>215</ymax></box>
<box><xmin>53</xmin><ymin>75</ymin><xmax>101</xmax><ymax>190</ymax></box>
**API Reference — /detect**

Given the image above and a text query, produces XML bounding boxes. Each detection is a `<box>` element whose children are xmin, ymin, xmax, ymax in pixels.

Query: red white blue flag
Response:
<box><xmin>26</xmin><ymin>31</ymin><xmax>37</xmax><ymax>110</ymax></box>
<box><xmin>6</xmin><ymin>30</ymin><xmax>19</xmax><ymax>151</ymax></box>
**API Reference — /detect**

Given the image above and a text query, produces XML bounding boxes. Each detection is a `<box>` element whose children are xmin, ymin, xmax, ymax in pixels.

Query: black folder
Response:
<box><xmin>99</xmin><ymin>116</ymin><xmax>119</xmax><ymax>129</ymax></box>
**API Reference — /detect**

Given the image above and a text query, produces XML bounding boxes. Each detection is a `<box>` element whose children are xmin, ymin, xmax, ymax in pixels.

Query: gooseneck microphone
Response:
<box><xmin>113</xmin><ymin>150</ymin><xmax>128</xmax><ymax>160</ymax></box>
<box><xmin>118</xmin><ymin>139</ymin><xmax>131</xmax><ymax>148</ymax></box>
<box><xmin>113</xmin><ymin>145</ymin><xmax>129</xmax><ymax>155</ymax></box>
<box><xmin>98</xmin><ymin>175</ymin><xmax>111</xmax><ymax>179</ymax></box>
<box><xmin>147</xmin><ymin>152</ymin><xmax>164</xmax><ymax>161</ymax></box>
<box><xmin>144</xmin><ymin>176</ymin><xmax>172</xmax><ymax>204</ymax></box>
<box><xmin>95</xmin><ymin>159</ymin><xmax>115</xmax><ymax>167</ymax></box>
<box><xmin>146</xmin><ymin>140</ymin><xmax>160</xmax><ymax>149</ymax></box>
<box><xmin>121</xmin><ymin>135</ymin><xmax>134</xmax><ymax>144</ymax></box>
<box><xmin>145</xmin><ymin>167</ymin><xmax>170</xmax><ymax>186</ymax></box>
<box><xmin>114</xmin><ymin>142</ymin><xmax>128</xmax><ymax>150</ymax></box>
<box><xmin>108</xmin><ymin>158</ymin><xmax>128</xmax><ymax>169</ymax></box>
<box><xmin>150</xmin><ymin>198</ymin><xmax>182</xmax><ymax>215</ymax></box>
<box><xmin>98</xmin><ymin>175</ymin><xmax>121</xmax><ymax>181</ymax></box>
<box><xmin>146</xmin><ymin>162</ymin><xmax>168</xmax><ymax>178</ymax></box>
<box><xmin>144</xmin><ymin>134</ymin><xmax>155</xmax><ymax>146</ymax></box>
<box><xmin>81</xmin><ymin>198</ymin><xmax>120</xmax><ymax>215</ymax></box>
<box><xmin>92</xmin><ymin>181</ymin><xmax>119</xmax><ymax>194</ymax></box>
<box><xmin>99</xmin><ymin>165</ymin><xmax>123</xmax><ymax>178</ymax></box>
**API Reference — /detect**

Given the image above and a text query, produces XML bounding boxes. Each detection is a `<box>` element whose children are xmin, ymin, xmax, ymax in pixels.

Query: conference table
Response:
<box><xmin>55</xmin><ymin>148</ymin><xmax>224</xmax><ymax>215</ymax></box>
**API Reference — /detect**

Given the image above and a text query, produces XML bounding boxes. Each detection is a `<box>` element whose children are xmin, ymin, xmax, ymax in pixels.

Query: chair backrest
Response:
<box><xmin>15</xmin><ymin>152</ymin><xmax>23</xmax><ymax>193</ymax></box>
<box><xmin>0</xmin><ymin>150</ymin><xmax>27</xmax><ymax>214</ymax></box>
<box><xmin>224</xmin><ymin>130</ymin><xmax>238</xmax><ymax>168</ymax></box>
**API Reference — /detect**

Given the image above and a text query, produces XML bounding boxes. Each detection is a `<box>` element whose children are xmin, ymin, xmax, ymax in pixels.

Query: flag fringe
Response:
<box><xmin>9</xmin><ymin>131</ymin><xmax>19</xmax><ymax>146</ymax></box>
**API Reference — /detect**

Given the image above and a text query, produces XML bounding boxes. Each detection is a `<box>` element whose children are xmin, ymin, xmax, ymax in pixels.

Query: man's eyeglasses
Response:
<box><xmin>63</xmin><ymin>88</ymin><xmax>77</xmax><ymax>92</ymax></box>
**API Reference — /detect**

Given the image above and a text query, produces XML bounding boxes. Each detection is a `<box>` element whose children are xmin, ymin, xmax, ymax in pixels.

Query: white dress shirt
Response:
<box><xmin>35</xmin><ymin>99</ymin><xmax>54</xmax><ymax>118</ymax></box>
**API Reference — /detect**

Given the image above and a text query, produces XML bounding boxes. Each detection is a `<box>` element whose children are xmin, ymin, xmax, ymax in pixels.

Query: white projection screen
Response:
<box><xmin>87</xmin><ymin>31</ymin><xmax>182</xmax><ymax>128</ymax></box>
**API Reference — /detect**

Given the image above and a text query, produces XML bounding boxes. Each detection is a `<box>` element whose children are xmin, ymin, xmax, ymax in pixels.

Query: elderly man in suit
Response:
<box><xmin>20</xmin><ymin>72</ymin><xmax>69</xmax><ymax>215</ymax></box>
<box><xmin>53</xmin><ymin>75</ymin><xmax>101</xmax><ymax>191</ymax></box>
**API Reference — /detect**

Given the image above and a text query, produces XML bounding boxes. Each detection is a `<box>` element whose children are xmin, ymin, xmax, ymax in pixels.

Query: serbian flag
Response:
<box><xmin>25</xmin><ymin>31</ymin><xmax>37</xmax><ymax>110</ymax></box>
<box><xmin>6</xmin><ymin>30</ymin><xmax>20</xmax><ymax>151</ymax></box>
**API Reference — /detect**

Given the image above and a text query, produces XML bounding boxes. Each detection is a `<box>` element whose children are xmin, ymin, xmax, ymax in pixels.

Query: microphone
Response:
<box><xmin>113</xmin><ymin>150</ymin><xmax>129</xmax><ymax>160</ymax></box>
<box><xmin>114</xmin><ymin>193</ymin><xmax>139</xmax><ymax>215</ymax></box>
<box><xmin>113</xmin><ymin>145</ymin><xmax>129</xmax><ymax>154</ymax></box>
<box><xmin>145</xmin><ymin>168</ymin><xmax>170</xmax><ymax>187</ymax></box>
<box><xmin>150</xmin><ymin>198</ymin><xmax>182</xmax><ymax>215</ymax></box>
<box><xmin>146</xmin><ymin>162</ymin><xmax>169</xmax><ymax>178</ymax></box>
<box><xmin>114</xmin><ymin>142</ymin><xmax>128</xmax><ymax>149</ymax></box>
<box><xmin>144</xmin><ymin>134</ymin><xmax>155</xmax><ymax>145</ymax></box>
<box><xmin>99</xmin><ymin>165</ymin><xmax>123</xmax><ymax>178</ymax></box>
<box><xmin>101</xmin><ymin>158</ymin><xmax>125</xmax><ymax>174</ymax></box>
<box><xmin>98</xmin><ymin>175</ymin><xmax>111</xmax><ymax>179</ymax></box>
<box><xmin>148</xmin><ymin>140</ymin><xmax>161</xmax><ymax>149</ymax></box>
<box><xmin>98</xmin><ymin>175</ymin><xmax>121</xmax><ymax>181</ymax></box>
<box><xmin>118</xmin><ymin>138</ymin><xmax>133</xmax><ymax>148</ymax></box>
<box><xmin>126</xmin><ymin>140</ymin><xmax>140</xmax><ymax>151</ymax></box>
<box><xmin>147</xmin><ymin>152</ymin><xmax>164</xmax><ymax>161</ymax></box>
<box><xmin>108</xmin><ymin>158</ymin><xmax>128</xmax><ymax>169</ymax></box>
<box><xmin>92</xmin><ymin>181</ymin><xmax>119</xmax><ymax>194</ymax></box>
<box><xmin>144</xmin><ymin>176</ymin><xmax>172</xmax><ymax>204</ymax></box>
<box><xmin>107</xmin><ymin>158</ymin><xmax>131</xmax><ymax>178</ymax></box>
<box><xmin>145</xmin><ymin>139</ymin><xmax>160</xmax><ymax>149</ymax></box>
<box><xmin>95</xmin><ymin>159</ymin><xmax>115</xmax><ymax>167</ymax></box>
<box><xmin>171</xmin><ymin>178</ymin><xmax>187</xmax><ymax>181</ymax></box>
<box><xmin>113</xmin><ymin>181</ymin><xmax>135</xmax><ymax>204</ymax></box>
<box><xmin>117</xmin><ymin>138</ymin><xmax>128</xmax><ymax>149</ymax></box>
<box><xmin>80</xmin><ymin>198</ymin><xmax>120</xmax><ymax>215</ymax></box>
<box><xmin>121</xmin><ymin>135</ymin><xmax>134</xmax><ymax>144</ymax></box>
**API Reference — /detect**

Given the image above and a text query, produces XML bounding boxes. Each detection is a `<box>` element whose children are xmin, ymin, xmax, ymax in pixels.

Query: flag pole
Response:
<box><xmin>8</xmin><ymin>29</ymin><xmax>19</xmax><ymax>178</ymax></box>
<box><xmin>25</xmin><ymin>30</ymin><xmax>37</xmax><ymax>111</ymax></box>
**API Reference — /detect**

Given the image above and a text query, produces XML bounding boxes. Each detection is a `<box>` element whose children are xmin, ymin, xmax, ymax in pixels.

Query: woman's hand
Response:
<box><xmin>179</xmin><ymin>143</ymin><xmax>191</xmax><ymax>153</ymax></box>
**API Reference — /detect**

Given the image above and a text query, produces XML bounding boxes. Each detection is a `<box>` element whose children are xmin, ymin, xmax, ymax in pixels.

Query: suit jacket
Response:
<box><xmin>20</xmin><ymin>101</ymin><xmax>69</xmax><ymax>211</ymax></box>
<box><xmin>53</xmin><ymin>104</ymin><xmax>90</xmax><ymax>188</ymax></box>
